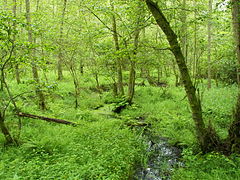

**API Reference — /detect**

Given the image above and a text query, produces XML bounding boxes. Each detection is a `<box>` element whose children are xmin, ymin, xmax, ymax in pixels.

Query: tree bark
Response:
<box><xmin>145</xmin><ymin>0</ymin><xmax>209</xmax><ymax>151</ymax></box>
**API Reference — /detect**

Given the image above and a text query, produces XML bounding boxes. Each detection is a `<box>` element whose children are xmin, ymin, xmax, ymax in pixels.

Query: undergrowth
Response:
<box><xmin>0</xmin><ymin>71</ymin><xmax>239</xmax><ymax>179</ymax></box>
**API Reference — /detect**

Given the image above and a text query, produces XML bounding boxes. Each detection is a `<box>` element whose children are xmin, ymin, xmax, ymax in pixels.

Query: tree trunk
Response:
<box><xmin>0</xmin><ymin>69</ymin><xmax>4</xmax><ymax>91</ymax></box>
<box><xmin>228</xmin><ymin>0</ymin><xmax>240</xmax><ymax>153</ymax></box>
<box><xmin>12</xmin><ymin>0</ymin><xmax>21</xmax><ymax>84</ymax></box>
<box><xmin>207</xmin><ymin>0</ymin><xmax>212</xmax><ymax>89</ymax></box>
<box><xmin>232</xmin><ymin>0</ymin><xmax>240</xmax><ymax>85</ymax></box>
<box><xmin>110</xmin><ymin>1</ymin><xmax>124</xmax><ymax>96</ymax></box>
<box><xmin>57</xmin><ymin>0</ymin><xmax>67</xmax><ymax>80</ymax></box>
<box><xmin>128</xmin><ymin>62</ymin><xmax>136</xmax><ymax>103</ymax></box>
<box><xmin>180</xmin><ymin>0</ymin><xmax>187</xmax><ymax>63</ymax></box>
<box><xmin>128</xmin><ymin>5</ymin><xmax>142</xmax><ymax>103</ymax></box>
<box><xmin>145</xmin><ymin>0</ymin><xmax>212</xmax><ymax>151</ymax></box>
<box><xmin>17</xmin><ymin>112</ymin><xmax>77</xmax><ymax>126</ymax></box>
<box><xmin>0</xmin><ymin>113</ymin><xmax>15</xmax><ymax>145</ymax></box>
<box><xmin>25</xmin><ymin>0</ymin><xmax>46</xmax><ymax>110</ymax></box>
<box><xmin>192</xmin><ymin>0</ymin><xmax>197</xmax><ymax>80</ymax></box>
<box><xmin>95</xmin><ymin>73</ymin><xmax>100</xmax><ymax>90</ymax></box>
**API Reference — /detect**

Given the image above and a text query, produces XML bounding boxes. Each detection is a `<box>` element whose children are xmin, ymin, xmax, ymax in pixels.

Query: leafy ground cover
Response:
<box><xmin>0</xmin><ymin>72</ymin><xmax>239</xmax><ymax>179</ymax></box>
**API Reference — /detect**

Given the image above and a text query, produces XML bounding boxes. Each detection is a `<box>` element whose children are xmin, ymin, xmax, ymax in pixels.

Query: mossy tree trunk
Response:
<box><xmin>232</xmin><ymin>0</ymin><xmax>240</xmax><ymax>84</ymax></box>
<box><xmin>228</xmin><ymin>0</ymin><xmax>240</xmax><ymax>153</ymax></box>
<box><xmin>145</xmin><ymin>0</ymin><xmax>217</xmax><ymax>151</ymax></box>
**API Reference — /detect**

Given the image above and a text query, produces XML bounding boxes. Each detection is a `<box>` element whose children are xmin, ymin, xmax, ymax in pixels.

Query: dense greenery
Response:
<box><xmin>1</xmin><ymin>0</ymin><xmax>240</xmax><ymax>179</ymax></box>
<box><xmin>0</xmin><ymin>72</ymin><xmax>238</xmax><ymax>179</ymax></box>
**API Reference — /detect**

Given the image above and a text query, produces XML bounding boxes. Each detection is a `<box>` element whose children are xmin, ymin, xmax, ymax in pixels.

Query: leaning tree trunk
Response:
<box><xmin>145</xmin><ymin>0</ymin><xmax>218</xmax><ymax>151</ymax></box>
<box><xmin>228</xmin><ymin>0</ymin><xmax>240</xmax><ymax>153</ymax></box>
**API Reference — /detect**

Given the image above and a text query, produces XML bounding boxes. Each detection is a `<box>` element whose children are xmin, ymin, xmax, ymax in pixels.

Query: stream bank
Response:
<box><xmin>93</xmin><ymin>103</ymin><xmax>182</xmax><ymax>180</ymax></box>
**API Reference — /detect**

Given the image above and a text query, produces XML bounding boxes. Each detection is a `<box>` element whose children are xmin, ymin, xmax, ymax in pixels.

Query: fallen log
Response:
<box><xmin>17</xmin><ymin>112</ymin><xmax>77</xmax><ymax>126</ymax></box>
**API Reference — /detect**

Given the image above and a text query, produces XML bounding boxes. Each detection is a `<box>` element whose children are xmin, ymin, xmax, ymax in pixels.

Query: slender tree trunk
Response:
<box><xmin>180</xmin><ymin>0</ymin><xmax>187</xmax><ymax>62</ymax></box>
<box><xmin>25</xmin><ymin>0</ymin><xmax>46</xmax><ymax>110</ymax></box>
<box><xmin>57</xmin><ymin>0</ymin><xmax>67</xmax><ymax>80</ymax></box>
<box><xmin>207</xmin><ymin>0</ymin><xmax>212</xmax><ymax>89</ymax></box>
<box><xmin>128</xmin><ymin>2</ymin><xmax>142</xmax><ymax>103</ymax></box>
<box><xmin>193</xmin><ymin>0</ymin><xmax>197</xmax><ymax>80</ymax></box>
<box><xmin>0</xmin><ymin>113</ymin><xmax>15</xmax><ymax>144</ymax></box>
<box><xmin>12</xmin><ymin>0</ymin><xmax>21</xmax><ymax>84</ymax></box>
<box><xmin>95</xmin><ymin>73</ymin><xmax>100</xmax><ymax>90</ymax></box>
<box><xmin>145</xmin><ymin>0</ymin><xmax>212</xmax><ymax>151</ymax></box>
<box><xmin>110</xmin><ymin>1</ymin><xmax>124</xmax><ymax>96</ymax></box>
<box><xmin>171</xmin><ymin>60</ymin><xmax>179</xmax><ymax>86</ymax></box>
<box><xmin>0</xmin><ymin>69</ymin><xmax>4</xmax><ymax>91</ymax></box>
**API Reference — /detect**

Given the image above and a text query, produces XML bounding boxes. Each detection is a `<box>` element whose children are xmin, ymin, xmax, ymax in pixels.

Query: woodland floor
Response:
<box><xmin>1</xmin><ymin>71</ymin><xmax>240</xmax><ymax>179</ymax></box>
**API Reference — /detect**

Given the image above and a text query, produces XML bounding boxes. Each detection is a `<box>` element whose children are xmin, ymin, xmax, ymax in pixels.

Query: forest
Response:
<box><xmin>1</xmin><ymin>0</ymin><xmax>240</xmax><ymax>179</ymax></box>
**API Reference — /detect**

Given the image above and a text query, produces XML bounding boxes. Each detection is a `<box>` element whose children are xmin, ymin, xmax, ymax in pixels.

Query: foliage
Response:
<box><xmin>0</xmin><ymin>0</ymin><xmax>240</xmax><ymax>179</ymax></box>
<box><xmin>173</xmin><ymin>149</ymin><xmax>240</xmax><ymax>180</ymax></box>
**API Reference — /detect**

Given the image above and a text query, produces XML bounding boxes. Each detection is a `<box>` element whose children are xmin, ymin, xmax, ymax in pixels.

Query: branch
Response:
<box><xmin>140</xmin><ymin>44</ymin><xmax>171</xmax><ymax>51</ymax></box>
<box><xmin>17</xmin><ymin>112</ymin><xmax>77</xmax><ymax>126</ymax></box>
<box><xmin>84</xmin><ymin>6</ymin><xmax>123</xmax><ymax>38</ymax></box>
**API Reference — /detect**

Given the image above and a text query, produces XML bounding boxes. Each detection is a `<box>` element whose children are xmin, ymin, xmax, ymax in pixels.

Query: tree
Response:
<box><xmin>228</xmin><ymin>0</ymin><xmax>240</xmax><ymax>153</ymax></box>
<box><xmin>144</xmin><ymin>0</ymin><xmax>219</xmax><ymax>152</ymax></box>
<box><xmin>0</xmin><ymin>12</ymin><xmax>21</xmax><ymax>145</ymax></box>
<box><xmin>110</xmin><ymin>0</ymin><xmax>124</xmax><ymax>96</ymax></box>
<box><xmin>25</xmin><ymin>0</ymin><xmax>46</xmax><ymax>110</ymax></box>
<box><xmin>207</xmin><ymin>0</ymin><xmax>212</xmax><ymax>89</ymax></box>
<box><xmin>57</xmin><ymin>0</ymin><xmax>67</xmax><ymax>81</ymax></box>
<box><xmin>12</xmin><ymin>0</ymin><xmax>21</xmax><ymax>84</ymax></box>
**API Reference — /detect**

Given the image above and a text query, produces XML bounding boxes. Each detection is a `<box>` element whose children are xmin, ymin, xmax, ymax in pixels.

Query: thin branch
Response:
<box><xmin>84</xmin><ymin>6</ymin><xmax>123</xmax><ymax>38</ymax></box>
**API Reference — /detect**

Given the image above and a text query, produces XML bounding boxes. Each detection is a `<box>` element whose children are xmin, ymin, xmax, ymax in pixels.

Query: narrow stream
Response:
<box><xmin>93</xmin><ymin>104</ymin><xmax>182</xmax><ymax>180</ymax></box>
<box><xmin>135</xmin><ymin>135</ymin><xmax>182</xmax><ymax>180</ymax></box>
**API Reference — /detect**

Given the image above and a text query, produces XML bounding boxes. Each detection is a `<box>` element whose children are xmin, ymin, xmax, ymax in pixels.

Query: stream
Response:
<box><xmin>93</xmin><ymin>104</ymin><xmax>182</xmax><ymax>180</ymax></box>
<box><xmin>134</xmin><ymin>134</ymin><xmax>182</xmax><ymax>180</ymax></box>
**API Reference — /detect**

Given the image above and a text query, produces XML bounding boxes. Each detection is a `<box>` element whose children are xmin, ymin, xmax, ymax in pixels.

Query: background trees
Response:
<box><xmin>1</xmin><ymin>0</ymin><xmax>240</xmax><ymax>179</ymax></box>
<box><xmin>0</xmin><ymin>0</ymin><xmax>239</xmax><ymax>155</ymax></box>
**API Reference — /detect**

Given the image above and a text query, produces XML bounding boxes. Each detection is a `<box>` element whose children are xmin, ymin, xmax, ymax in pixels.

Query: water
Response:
<box><xmin>135</xmin><ymin>136</ymin><xmax>182</xmax><ymax>180</ymax></box>
<box><xmin>93</xmin><ymin>104</ymin><xmax>182</xmax><ymax>179</ymax></box>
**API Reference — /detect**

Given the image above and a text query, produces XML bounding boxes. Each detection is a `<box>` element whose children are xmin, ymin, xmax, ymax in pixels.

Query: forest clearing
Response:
<box><xmin>1</xmin><ymin>0</ymin><xmax>240</xmax><ymax>179</ymax></box>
